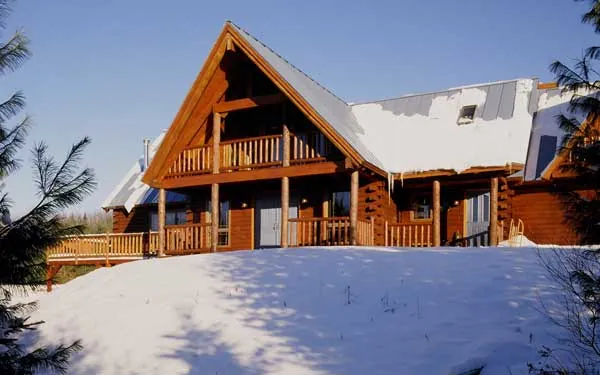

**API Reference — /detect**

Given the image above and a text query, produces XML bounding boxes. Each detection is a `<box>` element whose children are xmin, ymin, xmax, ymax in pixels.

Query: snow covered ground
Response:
<box><xmin>26</xmin><ymin>247</ymin><xmax>566</xmax><ymax>374</ymax></box>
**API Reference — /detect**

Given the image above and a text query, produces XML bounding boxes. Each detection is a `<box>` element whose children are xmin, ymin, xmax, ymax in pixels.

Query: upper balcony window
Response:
<box><xmin>457</xmin><ymin>105</ymin><xmax>477</xmax><ymax>125</ymax></box>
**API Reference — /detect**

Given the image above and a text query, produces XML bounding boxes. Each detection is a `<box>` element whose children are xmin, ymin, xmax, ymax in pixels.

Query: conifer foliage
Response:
<box><xmin>0</xmin><ymin>1</ymin><xmax>96</xmax><ymax>373</ymax></box>
<box><xmin>550</xmin><ymin>0</ymin><xmax>600</xmax><ymax>244</ymax></box>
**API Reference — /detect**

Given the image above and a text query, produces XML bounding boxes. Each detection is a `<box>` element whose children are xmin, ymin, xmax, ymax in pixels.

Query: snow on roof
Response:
<box><xmin>351</xmin><ymin>78</ymin><xmax>537</xmax><ymax>174</ymax></box>
<box><xmin>229</xmin><ymin>22</ymin><xmax>386</xmax><ymax>171</ymax></box>
<box><xmin>522</xmin><ymin>87</ymin><xmax>593</xmax><ymax>181</ymax></box>
<box><xmin>101</xmin><ymin>132</ymin><xmax>187</xmax><ymax>212</ymax></box>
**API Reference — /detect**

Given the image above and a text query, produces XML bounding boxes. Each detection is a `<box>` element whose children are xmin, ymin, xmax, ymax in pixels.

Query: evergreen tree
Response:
<box><xmin>550</xmin><ymin>0</ymin><xmax>600</xmax><ymax>244</ymax></box>
<box><xmin>0</xmin><ymin>1</ymin><xmax>96</xmax><ymax>373</ymax></box>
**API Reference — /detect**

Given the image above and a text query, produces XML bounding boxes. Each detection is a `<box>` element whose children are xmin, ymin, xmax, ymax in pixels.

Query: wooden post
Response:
<box><xmin>211</xmin><ymin>183</ymin><xmax>219</xmax><ymax>252</ymax></box>
<box><xmin>213</xmin><ymin>112</ymin><xmax>221</xmax><ymax>174</ymax></box>
<box><xmin>350</xmin><ymin>170</ymin><xmax>359</xmax><ymax>245</ymax></box>
<box><xmin>281</xmin><ymin>177</ymin><xmax>289</xmax><ymax>248</ymax></box>
<box><xmin>490</xmin><ymin>177</ymin><xmax>499</xmax><ymax>246</ymax></box>
<box><xmin>282</xmin><ymin>123</ymin><xmax>290</xmax><ymax>167</ymax></box>
<box><xmin>158</xmin><ymin>187</ymin><xmax>166</xmax><ymax>257</ymax></box>
<box><xmin>432</xmin><ymin>180</ymin><xmax>441</xmax><ymax>247</ymax></box>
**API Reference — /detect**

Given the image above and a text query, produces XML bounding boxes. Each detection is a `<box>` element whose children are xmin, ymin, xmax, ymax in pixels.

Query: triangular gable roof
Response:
<box><xmin>143</xmin><ymin>22</ymin><xmax>385</xmax><ymax>186</ymax></box>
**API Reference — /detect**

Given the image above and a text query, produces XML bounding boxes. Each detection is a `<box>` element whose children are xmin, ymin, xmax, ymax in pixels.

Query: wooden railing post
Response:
<box><xmin>281</xmin><ymin>176</ymin><xmax>289</xmax><ymax>248</ymax></box>
<box><xmin>350</xmin><ymin>170</ymin><xmax>359</xmax><ymax>246</ymax></box>
<box><xmin>433</xmin><ymin>180</ymin><xmax>441</xmax><ymax>247</ymax></box>
<box><xmin>213</xmin><ymin>112</ymin><xmax>221</xmax><ymax>174</ymax></box>
<box><xmin>490</xmin><ymin>177</ymin><xmax>499</xmax><ymax>246</ymax></box>
<box><xmin>158</xmin><ymin>188</ymin><xmax>166</xmax><ymax>257</ymax></box>
<box><xmin>384</xmin><ymin>221</ymin><xmax>388</xmax><ymax>246</ymax></box>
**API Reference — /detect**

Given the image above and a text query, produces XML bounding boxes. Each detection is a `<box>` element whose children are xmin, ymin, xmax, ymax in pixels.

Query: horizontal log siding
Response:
<box><xmin>112</xmin><ymin>207</ymin><xmax>150</xmax><ymax>233</ymax></box>
<box><xmin>358</xmin><ymin>179</ymin><xmax>397</xmax><ymax>246</ymax></box>
<box><xmin>512</xmin><ymin>189</ymin><xmax>579</xmax><ymax>245</ymax></box>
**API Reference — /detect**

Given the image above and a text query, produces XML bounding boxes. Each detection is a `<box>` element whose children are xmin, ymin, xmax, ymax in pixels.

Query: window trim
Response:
<box><xmin>457</xmin><ymin>105</ymin><xmax>477</xmax><ymax>125</ymax></box>
<box><xmin>409</xmin><ymin>194</ymin><xmax>433</xmax><ymax>222</ymax></box>
<box><xmin>330</xmin><ymin>191</ymin><xmax>351</xmax><ymax>217</ymax></box>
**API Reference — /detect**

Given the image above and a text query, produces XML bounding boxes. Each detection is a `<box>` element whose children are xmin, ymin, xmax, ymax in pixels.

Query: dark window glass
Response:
<box><xmin>331</xmin><ymin>191</ymin><xmax>350</xmax><ymax>217</ymax></box>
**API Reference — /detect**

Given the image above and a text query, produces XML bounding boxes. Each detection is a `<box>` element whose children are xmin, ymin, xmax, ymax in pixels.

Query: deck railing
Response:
<box><xmin>384</xmin><ymin>222</ymin><xmax>432</xmax><ymax>247</ymax></box>
<box><xmin>165</xmin><ymin>223</ymin><xmax>212</xmax><ymax>255</ymax></box>
<box><xmin>167</xmin><ymin>132</ymin><xmax>330</xmax><ymax>177</ymax></box>
<box><xmin>288</xmin><ymin>217</ymin><xmax>374</xmax><ymax>247</ymax></box>
<box><xmin>46</xmin><ymin>232</ymin><xmax>159</xmax><ymax>263</ymax></box>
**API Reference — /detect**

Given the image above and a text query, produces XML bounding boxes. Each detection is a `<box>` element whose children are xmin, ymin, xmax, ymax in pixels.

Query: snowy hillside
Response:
<box><xmin>28</xmin><ymin>247</ymin><xmax>564</xmax><ymax>374</ymax></box>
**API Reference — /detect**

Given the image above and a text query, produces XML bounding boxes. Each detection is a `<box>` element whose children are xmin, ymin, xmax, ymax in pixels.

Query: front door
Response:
<box><xmin>255</xmin><ymin>194</ymin><xmax>298</xmax><ymax>248</ymax></box>
<box><xmin>466</xmin><ymin>191</ymin><xmax>490</xmax><ymax>247</ymax></box>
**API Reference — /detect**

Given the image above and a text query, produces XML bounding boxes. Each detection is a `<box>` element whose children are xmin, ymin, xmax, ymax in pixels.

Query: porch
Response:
<box><xmin>46</xmin><ymin>216</ymin><xmax>375</xmax><ymax>263</ymax></box>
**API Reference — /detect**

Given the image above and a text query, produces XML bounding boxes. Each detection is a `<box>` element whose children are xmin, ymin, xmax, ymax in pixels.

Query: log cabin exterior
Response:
<box><xmin>91</xmin><ymin>22</ymin><xmax>596</xmax><ymax>258</ymax></box>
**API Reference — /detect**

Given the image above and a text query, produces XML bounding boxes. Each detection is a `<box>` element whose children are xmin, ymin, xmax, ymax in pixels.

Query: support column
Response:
<box><xmin>281</xmin><ymin>177</ymin><xmax>289</xmax><ymax>248</ymax></box>
<box><xmin>211</xmin><ymin>112</ymin><xmax>221</xmax><ymax>253</ymax></box>
<box><xmin>158</xmin><ymin>187</ymin><xmax>166</xmax><ymax>257</ymax></box>
<box><xmin>490</xmin><ymin>177</ymin><xmax>499</xmax><ymax>246</ymax></box>
<box><xmin>280</xmin><ymin>121</ymin><xmax>290</xmax><ymax>248</ymax></box>
<box><xmin>432</xmin><ymin>180</ymin><xmax>441</xmax><ymax>247</ymax></box>
<box><xmin>350</xmin><ymin>170</ymin><xmax>359</xmax><ymax>245</ymax></box>
<box><xmin>211</xmin><ymin>183</ymin><xmax>219</xmax><ymax>252</ymax></box>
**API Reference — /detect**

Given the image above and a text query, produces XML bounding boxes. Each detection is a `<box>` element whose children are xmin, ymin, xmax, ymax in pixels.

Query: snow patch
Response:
<box><xmin>26</xmin><ymin>247</ymin><xmax>568</xmax><ymax>374</ymax></box>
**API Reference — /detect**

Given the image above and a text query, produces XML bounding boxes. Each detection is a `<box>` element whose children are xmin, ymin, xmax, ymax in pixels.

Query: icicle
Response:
<box><xmin>387</xmin><ymin>172</ymin><xmax>391</xmax><ymax>204</ymax></box>
<box><xmin>400</xmin><ymin>172</ymin><xmax>404</xmax><ymax>188</ymax></box>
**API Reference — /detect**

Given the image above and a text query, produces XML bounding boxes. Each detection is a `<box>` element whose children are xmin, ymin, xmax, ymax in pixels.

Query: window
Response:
<box><xmin>330</xmin><ymin>191</ymin><xmax>350</xmax><ymax>217</ymax></box>
<box><xmin>457</xmin><ymin>105</ymin><xmax>477</xmax><ymax>125</ymax></box>
<box><xmin>412</xmin><ymin>196</ymin><xmax>432</xmax><ymax>220</ymax></box>
<box><xmin>206</xmin><ymin>200</ymin><xmax>230</xmax><ymax>246</ymax></box>
<box><xmin>535</xmin><ymin>135</ymin><xmax>558</xmax><ymax>178</ymax></box>
<box><xmin>149</xmin><ymin>209</ymin><xmax>186</xmax><ymax>231</ymax></box>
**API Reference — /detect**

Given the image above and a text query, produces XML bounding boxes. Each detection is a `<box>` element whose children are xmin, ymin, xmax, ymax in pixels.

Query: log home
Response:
<box><xmin>94</xmin><ymin>22</ymin><xmax>592</xmax><ymax>257</ymax></box>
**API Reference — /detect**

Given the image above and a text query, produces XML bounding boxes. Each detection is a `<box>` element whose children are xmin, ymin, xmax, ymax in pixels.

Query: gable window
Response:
<box><xmin>149</xmin><ymin>209</ymin><xmax>186</xmax><ymax>231</ymax></box>
<box><xmin>411</xmin><ymin>196</ymin><xmax>432</xmax><ymax>220</ymax></box>
<box><xmin>330</xmin><ymin>191</ymin><xmax>350</xmax><ymax>217</ymax></box>
<box><xmin>535</xmin><ymin>135</ymin><xmax>558</xmax><ymax>178</ymax></box>
<box><xmin>457</xmin><ymin>105</ymin><xmax>477</xmax><ymax>125</ymax></box>
<box><xmin>206</xmin><ymin>200</ymin><xmax>230</xmax><ymax>246</ymax></box>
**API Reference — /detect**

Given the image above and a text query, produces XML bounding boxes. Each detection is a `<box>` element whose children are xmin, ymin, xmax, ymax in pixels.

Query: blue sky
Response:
<box><xmin>2</xmin><ymin>0</ymin><xmax>597</xmax><ymax>215</ymax></box>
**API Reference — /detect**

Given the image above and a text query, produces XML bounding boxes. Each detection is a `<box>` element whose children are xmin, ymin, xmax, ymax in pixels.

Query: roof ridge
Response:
<box><xmin>352</xmin><ymin>78</ymin><xmax>533</xmax><ymax>106</ymax></box>
<box><xmin>227</xmin><ymin>21</ymin><xmax>349</xmax><ymax>106</ymax></box>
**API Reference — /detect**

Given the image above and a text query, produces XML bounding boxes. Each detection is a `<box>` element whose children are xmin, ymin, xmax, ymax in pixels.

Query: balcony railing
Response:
<box><xmin>46</xmin><ymin>232</ymin><xmax>159</xmax><ymax>263</ymax></box>
<box><xmin>384</xmin><ymin>222</ymin><xmax>432</xmax><ymax>247</ymax></box>
<box><xmin>167</xmin><ymin>132</ymin><xmax>331</xmax><ymax>177</ymax></box>
<box><xmin>288</xmin><ymin>217</ymin><xmax>374</xmax><ymax>247</ymax></box>
<box><xmin>165</xmin><ymin>223</ymin><xmax>212</xmax><ymax>255</ymax></box>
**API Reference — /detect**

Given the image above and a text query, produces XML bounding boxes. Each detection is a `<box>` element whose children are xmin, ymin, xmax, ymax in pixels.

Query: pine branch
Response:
<box><xmin>0</xmin><ymin>30</ymin><xmax>30</xmax><ymax>76</ymax></box>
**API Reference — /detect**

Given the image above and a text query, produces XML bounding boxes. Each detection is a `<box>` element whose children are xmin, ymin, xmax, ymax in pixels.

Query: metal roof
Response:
<box><xmin>229</xmin><ymin>22</ymin><xmax>385</xmax><ymax>171</ymax></box>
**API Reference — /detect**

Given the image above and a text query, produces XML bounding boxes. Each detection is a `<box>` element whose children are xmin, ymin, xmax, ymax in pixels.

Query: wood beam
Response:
<box><xmin>350</xmin><ymin>170</ymin><xmax>359</xmax><ymax>246</ymax></box>
<box><xmin>490</xmin><ymin>177</ymin><xmax>499</xmax><ymax>246</ymax></box>
<box><xmin>213</xmin><ymin>112</ymin><xmax>221</xmax><ymax>174</ymax></box>
<box><xmin>211</xmin><ymin>183</ymin><xmax>219</xmax><ymax>252</ymax></box>
<box><xmin>158</xmin><ymin>188</ymin><xmax>166</xmax><ymax>256</ymax></box>
<box><xmin>281</xmin><ymin>176</ymin><xmax>289</xmax><ymax>248</ymax></box>
<box><xmin>213</xmin><ymin>93</ymin><xmax>286</xmax><ymax>114</ymax></box>
<box><xmin>159</xmin><ymin>161</ymin><xmax>347</xmax><ymax>189</ymax></box>
<box><xmin>432</xmin><ymin>180</ymin><xmax>441</xmax><ymax>247</ymax></box>
<box><xmin>282</xmin><ymin>123</ymin><xmax>290</xmax><ymax>168</ymax></box>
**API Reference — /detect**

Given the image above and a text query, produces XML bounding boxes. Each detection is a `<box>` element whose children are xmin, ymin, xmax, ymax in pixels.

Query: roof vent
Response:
<box><xmin>457</xmin><ymin>105</ymin><xmax>477</xmax><ymax>125</ymax></box>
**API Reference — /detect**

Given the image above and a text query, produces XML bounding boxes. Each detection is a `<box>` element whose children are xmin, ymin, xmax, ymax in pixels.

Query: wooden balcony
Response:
<box><xmin>46</xmin><ymin>232</ymin><xmax>160</xmax><ymax>264</ymax></box>
<box><xmin>384</xmin><ymin>222</ymin><xmax>433</xmax><ymax>247</ymax></box>
<box><xmin>166</xmin><ymin>132</ymin><xmax>331</xmax><ymax>178</ymax></box>
<box><xmin>288</xmin><ymin>217</ymin><xmax>374</xmax><ymax>247</ymax></box>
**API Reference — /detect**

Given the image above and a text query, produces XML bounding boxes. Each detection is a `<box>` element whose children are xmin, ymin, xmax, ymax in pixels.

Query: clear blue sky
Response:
<box><xmin>2</xmin><ymin>0</ymin><xmax>597</xmax><ymax>216</ymax></box>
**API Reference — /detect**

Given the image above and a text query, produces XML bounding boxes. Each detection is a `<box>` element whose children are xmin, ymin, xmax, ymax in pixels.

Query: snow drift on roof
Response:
<box><xmin>101</xmin><ymin>132</ymin><xmax>186</xmax><ymax>212</ymax></box>
<box><xmin>351</xmin><ymin>79</ymin><xmax>537</xmax><ymax>174</ymax></box>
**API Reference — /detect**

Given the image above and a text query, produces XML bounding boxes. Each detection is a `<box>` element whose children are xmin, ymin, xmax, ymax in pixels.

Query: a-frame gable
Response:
<box><xmin>541</xmin><ymin>115</ymin><xmax>599</xmax><ymax>180</ymax></box>
<box><xmin>143</xmin><ymin>22</ymin><xmax>384</xmax><ymax>187</ymax></box>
